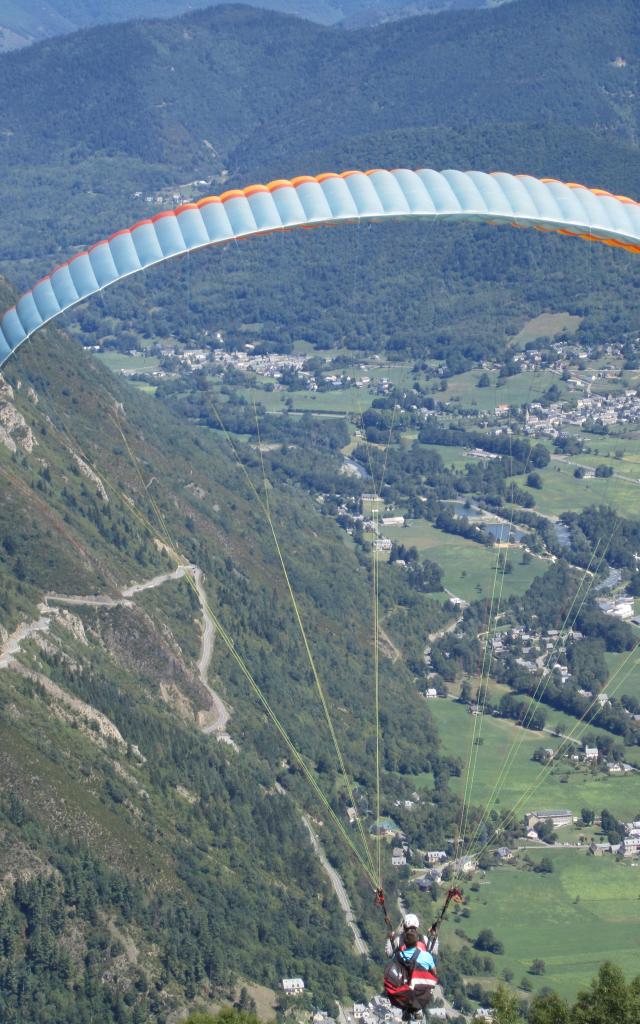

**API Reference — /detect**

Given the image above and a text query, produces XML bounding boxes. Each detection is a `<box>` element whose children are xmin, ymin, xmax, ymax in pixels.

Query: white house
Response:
<box><xmin>282</xmin><ymin>978</ymin><xmax>305</xmax><ymax>994</ymax></box>
<box><xmin>584</xmin><ymin>746</ymin><xmax>599</xmax><ymax>761</ymax></box>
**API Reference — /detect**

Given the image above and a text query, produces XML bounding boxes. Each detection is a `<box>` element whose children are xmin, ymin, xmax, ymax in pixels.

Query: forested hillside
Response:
<box><xmin>0</xmin><ymin>273</ymin><xmax>464</xmax><ymax>1021</ymax></box>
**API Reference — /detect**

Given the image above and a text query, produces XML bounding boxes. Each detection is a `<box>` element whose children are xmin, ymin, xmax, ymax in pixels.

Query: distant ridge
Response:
<box><xmin>0</xmin><ymin>0</ymin><xmax>517</xmax><ymax>49</ymax></box>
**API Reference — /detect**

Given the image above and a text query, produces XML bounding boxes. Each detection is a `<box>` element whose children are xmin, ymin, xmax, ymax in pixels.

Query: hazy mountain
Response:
<box><xmin>0</xmin><ymin>0</ymin><xmax>518</xmax><ymax>50</ymax></box>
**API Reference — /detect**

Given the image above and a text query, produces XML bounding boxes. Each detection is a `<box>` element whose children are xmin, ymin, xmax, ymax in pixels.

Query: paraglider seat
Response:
<box><xmin>383</xmin><ymin>949</ymin><xmax>438</xmax><ymax>1017</ymax></box>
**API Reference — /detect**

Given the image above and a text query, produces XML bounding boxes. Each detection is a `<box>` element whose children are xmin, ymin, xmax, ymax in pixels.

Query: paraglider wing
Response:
<box><xmin>3</xmin><ymin>167</ymin><xmax>640</xmax><ymax>366</ymax></box>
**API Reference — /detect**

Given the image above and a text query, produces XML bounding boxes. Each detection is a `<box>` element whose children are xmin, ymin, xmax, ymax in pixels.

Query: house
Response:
<box><xmin>495</xmin><ymin>847</ymin><xmax>513</xmax><ymax>860</ymax></box>
<box><xmin>382</xmin><ymin>516</ymin><xmax>405</xmax><ymax>527</ymax></box>
<box><xmin>526</xmin><ymin>829</ymin><xmax>539</xmax><ymax>840</ymax></box>
<box><xmin>426</xmin><ymin>851</ymin><xmax>447</xmax><ymax>864</ymax></box>
<box><xmin>584</xmin><ymin>746</ymin><xmax>599</xmax><ymax>762</ymax></box>
<box><xmin>590</xmin><ymin>841</ymin><xmax>623</xmax><ymax>856</ymax></box>
<box><xmin>589</xmin><ymin>842</ymin><xmax>613</xmax><ymax>856</ymax></box>
<box><xmin>392</xmin><ymin>847</ymin><xmax>407</xmax><ymax>867</ymax></box>
<box><xmin>468</xmin><ymin>704</ymin><xmax>482</xmax><ymax>716</ymax></box>
<box><xmin>282</xmin><ymin>978</ymin><xmax>305</xmax><ymax>994</ymax></box>
<box><xmin>621</xmin><ymin>838</ymin><xmax>640</xmax><ymax>858</ymax></box>
<box><xmin>424</xmin><ymin>687</ymin><xmax>438</xmax><ymax>699</ymax></box>
<box><xmin>370</xmin><ymin>817</ymin><xmax>399</xmax><ymax>837</ymax></box>
<box><xmin>427</xmin><ymin>1009</ymin><xmax>447</xmax><ymax>1019</ymax></box>
<box><xmin>525</xmin><ymin>809</ymin><xmax>573</xmax><ymax>829</ymax></box>
<box><xmin>474</xmin><ymin>1010</ymin><xmax>494</xmax><ymax>1021</ymax></box>
<box><xmin>453</xmin><ymin>855</ymin><xmax>477</xmax><ymax>874</ymax></box>
<box><xmin>608</xmin><ymin>762</ymin><xmax>623</xmax><ymax>774</ymax></box>
<box><xmin>353</xmin><ymin>1006</ymin><xmax>367</xmax><ymax>1020</ymax></box>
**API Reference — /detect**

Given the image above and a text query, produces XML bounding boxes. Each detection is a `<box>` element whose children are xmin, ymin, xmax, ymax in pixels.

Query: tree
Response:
<box><xmin>572</xmin><ymin>961</ymin><xmax>630</xmax><ymax>1024</ymax></box>
<box><xmin>459</xmin><ymin>680</ymin><xmax>472</xmax><ymax>704</ymax></box>
<box><xmin>474</xmin><ymin>929</ymin><xmax>504</xmax><ymax>954</ymax></box>
<box><xmin>527</xmin><ymin>471</ymin><xmax>543</xmax><ymax>489</ymax></box>
<box><xmin>534</xmin><ymin>856</ymin><xmax>554</xmax><ymax>873</ymax></box>
<box><xmin>601</xmin><ymin>808</ymin><xmax>624</xmax><ymax>844</ymax></box>
<box><xmin>534</xmin><ymin>822</ymin><xmax>557</xmax><ymax>846</ymax></box>
<box><xmin>529</xmin><ymin>959</ymin><xmax>545</xmax><ymax>975</ymax></box>
<box><xmin>478</xmin><ymin>372</ymin><xmax>491</xmax><ymax>387</ymax></box>
<box><xmin>581</xmin><ymin>808</ymin><xmax>595</xmax><ymax>826</ymax></box>
<box><xmin>491</xmin><ymin>984</ymin><xmax>519</xmax><ymax>1024</ymax></box>
<box><xmin>528</xmin><ymin>991</ymin><xmax>570</xmax><ymax>1024</ymax></box>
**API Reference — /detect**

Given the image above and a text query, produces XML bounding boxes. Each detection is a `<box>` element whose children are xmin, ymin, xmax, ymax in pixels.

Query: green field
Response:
<box><xmin>95</xmin><ymin>351</ymin><xmax>160</xmax><ymax>372</ymax></box>
<box><xmin>426</xmin><ymin>698</ymin><xmax>640</xmax><ymax>821</ymax></box>
<box><xmin>453</xmin><ymin>849</ymin><xmax>640</xmax><ymax>1001</ymax></box>
<box><xmin>417</xmin><ymin>442</ymin><xmax>479</xmax><ymax>470</ymax></box>
<box><xmin>228</xmin><ymin>383</ymin><xmax>371</xmax><ymax>415</ymax></box>
<box><xmin>383</xmin><ymin>520</ymin><xmax>548</xmax><ymax>602</ymax></box>
<box><xmin>513</xmin><ymin>460</ymin><xmax>640</xmax><ymax>517</ymax></box>
<box><xmin>604</xmin><ymin>650</ymin><xmax>640</xmax><ymax>705</ymax></box>
<box><xmin>555</xmin><ymin>450</ymin><xmax>640</xmax><ymax>485</ymax></box>
<box><xmin>512</xmin><ymin>311</ymin><xmax>583</xmax><ymax>347</ymax></box>
<box><xmin>443</xmin><ymin>368</ymin><xmax>567</xmax><ymax>412</ymax></box>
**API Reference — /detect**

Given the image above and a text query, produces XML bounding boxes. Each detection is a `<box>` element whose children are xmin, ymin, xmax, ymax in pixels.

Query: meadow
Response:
<box><xmin>95</xmin><ymin>351</ymin><xmax>159</xmax><ymax>372</ymax></box>
<box><xmin>604</xmin><ymin>650</ymin><xmax>640</xmax><ymax>705</ymax></box>
<box><xmin>424</xmin><ymin>698</ymin><xmax>640</xmax><ymax>822</ymax></box>
<box><xmin>382</xmin><ymin>520</ymin><xmax>547</xmax><ymax>602</ymax></box>
<box><xmin>442</xmin><ymin>368</ymin><xmax>567</xmax><ymax>412</ymax></box>
<box><xmin>451</xmin><ymin>848</ymin><xmax>640</xmax><ymax>1002</ymax></box>
<box><xmin>513</xmin><ymin>460</ymin><xmax>640</xmax><ymax>518</ymax></box>
<box><xmin>511</xmin><ymin>312</ymin><xmax>582</xmax><ymax>347</ymax></box>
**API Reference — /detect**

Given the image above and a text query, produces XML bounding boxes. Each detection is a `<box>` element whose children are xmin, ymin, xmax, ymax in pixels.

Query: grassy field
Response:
<box><xmin>578</xmin><ymin>435</ymin><xmax>640</xmax><ymax>466</ymax></box>
<box><xmin>511</xmin><ymin>311</ymin><xmax>583</xmax><ymax>347</ymax></box>
<box><xmin>556</xmin><ymin>449</ymin><xmax>640</xmax><ymax>483</ymax></box>
<box><xmin>95</xmin><ymin>351</ymin><xmax>160</xmax><ymax>372</ymax></box>
<box><xmin>513</xmin><ymin>460</ymin><xmax>640</xmax><ymax>518</ymax></box>
<box><xmin>604</xmin><ymin>650</ymin><xmax>640</xmax><ymax>705</ymax></box>
<box><xmin>415</xmin><ymin>442</ymin><xmax>476</xmax><ymax>470</ymax></box>
<box><xmin>228</xmin><ymin>383</ymin><xmax>372</xmax><ymax>415</ymax></box>
<box><xmin>425</xmin><ymin>698</ymin><xmax>640</xmax><ymax>821</ymax></box>
<box><xmin>383</xmin><ymin>520</ymin><xmax>547</xmax><ymax>602</ymax></box>
<box><xmin>453</xmin><ymin>848</ymin><xmax>640</xmax><ymax>1001</ymax></box>
<box><xmin>442</xmin><ymin>369</ymin><xmax>567</xmax><ymax>412</ymax></box>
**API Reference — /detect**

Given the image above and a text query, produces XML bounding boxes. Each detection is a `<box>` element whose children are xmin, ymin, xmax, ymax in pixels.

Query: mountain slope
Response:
<box><xmin>0</xmin><ymin>274</ymin><xmax>458</xmax><ymax>1020</ymax></box>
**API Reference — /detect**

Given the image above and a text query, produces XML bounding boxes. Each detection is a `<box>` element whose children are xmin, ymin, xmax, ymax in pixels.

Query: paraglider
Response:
<box><xmin>4</xmin><ymin>167</ymin><xmax>640</xmax><ymax>365</ymax></box>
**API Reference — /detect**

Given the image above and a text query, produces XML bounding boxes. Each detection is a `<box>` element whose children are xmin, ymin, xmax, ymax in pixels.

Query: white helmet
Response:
<box><xmin>403</xmin><ymin>913</ymin><xmax>420</xmax><ymax>930</ymax></box>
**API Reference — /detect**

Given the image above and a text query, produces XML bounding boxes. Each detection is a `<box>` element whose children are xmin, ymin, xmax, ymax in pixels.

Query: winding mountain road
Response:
<box><xmin>1</xmin><ymin>561</ymin><xmax>234</xmax><ymax>743</ymax></box>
